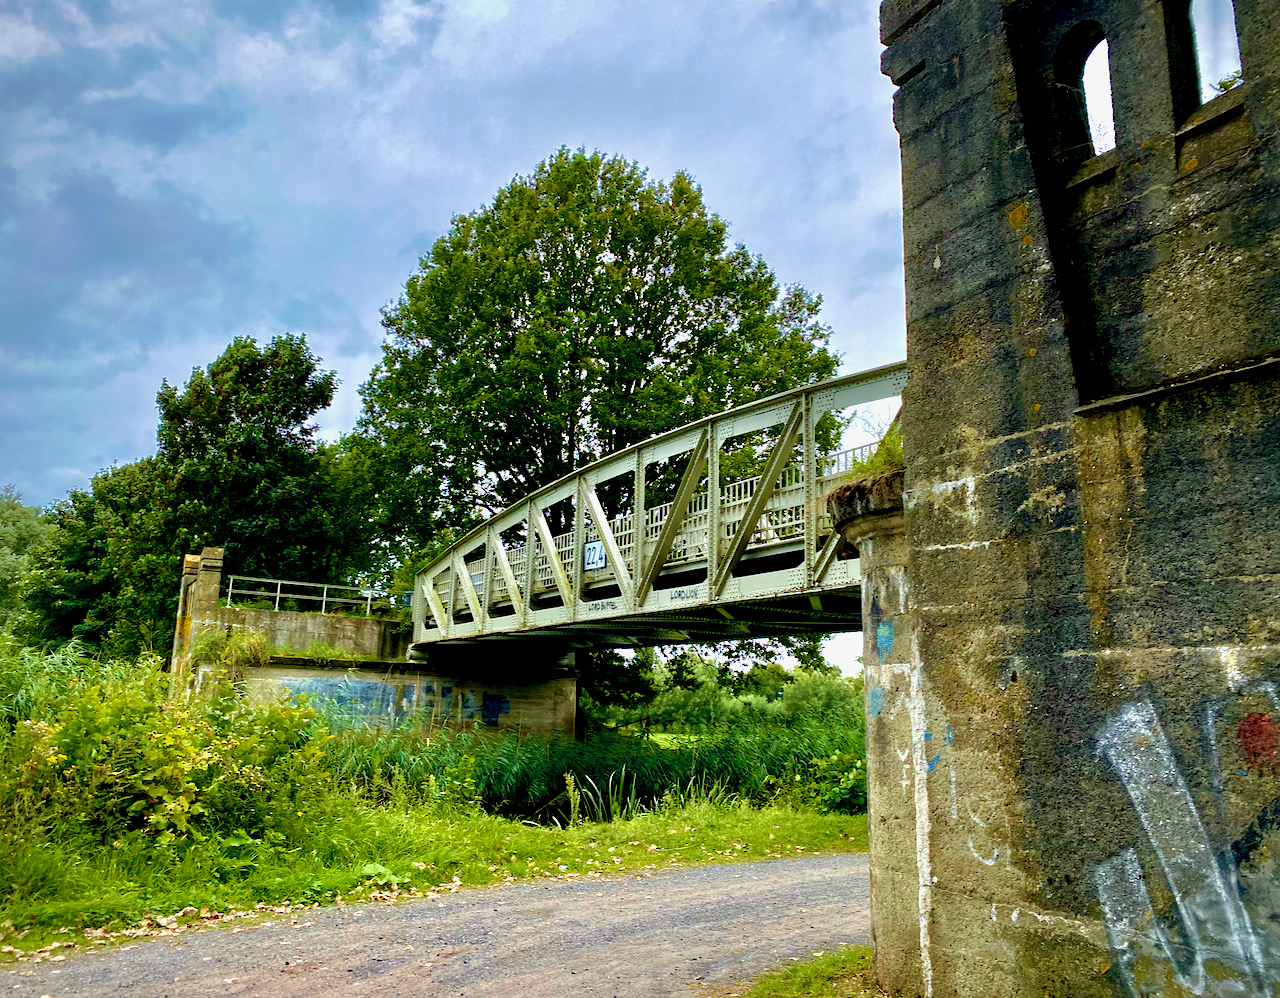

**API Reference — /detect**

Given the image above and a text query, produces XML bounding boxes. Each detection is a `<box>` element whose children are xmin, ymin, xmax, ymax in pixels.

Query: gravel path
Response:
<box><xmin>12</xmin><ymin>853</ymin><xmax>870</xmax><ymax>997</ymax></box>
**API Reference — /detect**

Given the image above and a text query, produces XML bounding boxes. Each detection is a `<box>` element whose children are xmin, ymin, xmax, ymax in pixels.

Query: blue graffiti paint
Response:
<box><xmin>923</xmin><ymin>731</ymin><xmax>933</xmax><ymax>741</ymax></box>
<box><xmin>876</xmin><ymin>621</ymin><xmax>895</xmax><ymax>656</ymax></box>
<box><xmin>868</xmin><ymin>688</ymin><xmax>885</xmax><ymax>718</ymax></box>
<box><xmin>944</xmin><ymin>724</ymin><xmax>955</xmax><ymax>745</ymax></box>
<box><xmin>269</xmin><ymin>676</ymin><xmax>416</xmax><ymax>724</ymax></box>
<box><xmin>481</xmin><ymin>693</ymin><xmax>512</xmax><ymax>726</ymax></box>
<box><xmin>928</xmin><ymin>754</ymin><xmax>941</xmax><ymax>772</ymax></box>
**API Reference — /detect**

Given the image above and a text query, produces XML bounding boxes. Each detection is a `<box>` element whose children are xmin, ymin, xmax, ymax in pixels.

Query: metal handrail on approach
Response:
<box><xmin>223</xmin><ymin>575</ymin><xmax>391</xmax><ymax>617</ymax></box>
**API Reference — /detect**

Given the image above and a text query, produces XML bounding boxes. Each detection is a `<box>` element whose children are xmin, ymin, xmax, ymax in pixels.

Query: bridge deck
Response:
<box><xmin>413</xmin><ymin>361</ymin><xmax>906</xmax><ymax>648</ymax></box>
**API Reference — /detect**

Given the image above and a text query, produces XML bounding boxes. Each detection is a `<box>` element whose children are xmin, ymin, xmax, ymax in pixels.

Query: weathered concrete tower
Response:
<box><xmin>873</xmin><ymin>0</ymin><xmax>1280</xmax><ymax>990</ymax></box>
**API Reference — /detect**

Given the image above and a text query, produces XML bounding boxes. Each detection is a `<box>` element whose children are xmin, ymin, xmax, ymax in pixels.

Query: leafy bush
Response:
<box><xmin>3</xmin><ymin>644</ymin><xmax>325</xmax><ymax>844</ymax></box>
<box><xmin>794</xmin><ymin>750</ymin><xmax>867</xmax><ymax>814</ymax></box>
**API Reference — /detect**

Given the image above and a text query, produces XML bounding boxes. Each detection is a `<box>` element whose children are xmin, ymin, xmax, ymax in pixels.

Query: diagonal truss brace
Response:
<box><xmin>487</xmin><ymin>526</ymin><xmax>523</xmax><ymax>618</ymax></box>
<box><xmin>532</xmin><ymin>506</ymin><xmax>575</xmax><ymax>611</ymax></box>
<box><xmin>451</xmin><ymin>550</ymin><xmax>483</xmax><ymax>624</ymax></box>
<box><xmin>582</xmin><ymin>482</ymin><xmax>636</xmax><ymax>607</ymax></box>
<box><xmin>711</xmin><ymin>401</ymin><xmax>805</xmax><ymax>598</ymax></box>
<box><xmin>635</xmin><ymin>430</ymin><xmax>710</xmax><ymax>606</ymax></box>
<box><xmin>810</xmin><ymin>529</ymin><xmax>845</xmax><ymax>588</ymax></box>
<box><xmin>422</xmin><ymin>571</ymin><xmax>451</xmax><ymax>638</ymax></box>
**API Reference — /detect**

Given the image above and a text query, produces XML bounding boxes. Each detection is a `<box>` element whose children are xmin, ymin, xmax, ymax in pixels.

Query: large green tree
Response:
<box><xmin>18</xmin><ymin>459</ymin><xmax>175</xmax><ymax>653</ymax></box>
<box><xmin>19</xmin><ymin>335</ymin><xmax>363</xmax><ymax>655</ymax></box>
<box><xmin>353</xmin><ymin>148</ymin><xmax>840</xmax><ymax>556</ymax></box>
<box><xmin>155</xmin><ymin>333</ymin><xmax>359</xmax><ymax>582</ymax></box>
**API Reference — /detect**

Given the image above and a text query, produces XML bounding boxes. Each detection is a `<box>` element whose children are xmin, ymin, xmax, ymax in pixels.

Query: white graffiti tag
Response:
<box><xmin>1095</xmin><ymin>699</ymin><xmax>1273</xmax><ymax>996</ymax></box>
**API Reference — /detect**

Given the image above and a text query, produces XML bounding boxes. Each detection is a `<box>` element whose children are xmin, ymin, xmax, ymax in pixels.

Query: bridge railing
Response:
<box><xmin>224</xmin><ymin>575</ymin><xmax>392</xmax><ymax>616</ymax></box>
<box><xmin>415</xmin><ymin>360</ymin><xmax>907</xmax><ymax>642</ymax></box>
<box><xmin>469</xmin><ymin>440</ymin><xmax>879</xmax><ymax>595</ymax></box>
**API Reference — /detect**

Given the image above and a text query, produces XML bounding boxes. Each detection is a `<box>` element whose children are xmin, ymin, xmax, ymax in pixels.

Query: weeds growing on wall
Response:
<box><xmin>0</xmin><ymin>638</ymin><xmax>866</xmax><ymax>956</ymax></box>
<box><xmin>186</xmin><ymin>630</ymin><xmax>270</xmax><ymax>672</ymax></box>
<box><xmin>838</xmin><ymin>416</ymin><xmax>902</xmax><ymax>486</ymax></box>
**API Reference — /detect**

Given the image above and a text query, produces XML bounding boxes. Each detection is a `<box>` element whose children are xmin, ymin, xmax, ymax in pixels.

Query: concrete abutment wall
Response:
<box><xmin>171</xmin><ymin>548</ymin><xmax>578</xmax><ymax>738</ymax></box>
<box><xmin>874</xmin><ymin>0</ymin><xmax>1280</xmax><ymax>989</ymax></box>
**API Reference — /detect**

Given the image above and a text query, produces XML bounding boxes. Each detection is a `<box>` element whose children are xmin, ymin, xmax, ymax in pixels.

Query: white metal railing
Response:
<box><xmin>461</xmin><ymin>443</ymin><xmax>873</xmax><ymax>599</ymax></box>
<box><xmin>415</xmin><ymin>361</ymin><xmax>907</xmax><ymax>642</ymax></box>
<box><xmin>224</xmin><ymin>575</ymin><xmax>390</xmax><ymax>617</ymax></box>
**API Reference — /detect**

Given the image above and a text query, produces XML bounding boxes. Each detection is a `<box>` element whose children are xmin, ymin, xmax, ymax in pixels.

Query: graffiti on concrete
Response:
<box><xmin>267</xmin><ymin>675</ymin><xmax>419</xmax><ymax>724</ymax></box>
<box><xmin>1095</xmin><ymin>687</ymin><xmax>1280</xmax><ymax>996</ymax></box>
<box><xmin>481</xmin><ymin>692</ymin><xmax>512</xmax><ymax>726</ymax></box>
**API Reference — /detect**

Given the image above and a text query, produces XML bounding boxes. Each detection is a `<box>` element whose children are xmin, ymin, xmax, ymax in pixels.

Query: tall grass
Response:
<box><xmin>317</xmin><ymin>689</ymin><xmax>863</xmax><ymax>822</ymax></box>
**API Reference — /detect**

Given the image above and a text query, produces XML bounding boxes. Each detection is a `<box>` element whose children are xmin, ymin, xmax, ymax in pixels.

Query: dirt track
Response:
<box><xmin>13</xmin><ymin>853</ymin><xmax>870</xmax><ymax>997</ymax></box>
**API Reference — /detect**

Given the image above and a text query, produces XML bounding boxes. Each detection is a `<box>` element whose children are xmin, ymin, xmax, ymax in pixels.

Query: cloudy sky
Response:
<box><xmin>0</xmin><ymin>0</ymin><xmax>909</xmax><ymax>510</ymax></box>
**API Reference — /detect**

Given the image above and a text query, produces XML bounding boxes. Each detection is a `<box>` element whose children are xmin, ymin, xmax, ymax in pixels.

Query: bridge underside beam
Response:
<box><xmin>408</xmin><ymin>587</ymin><xmax>862</xmax><ymax>654</ymax></box>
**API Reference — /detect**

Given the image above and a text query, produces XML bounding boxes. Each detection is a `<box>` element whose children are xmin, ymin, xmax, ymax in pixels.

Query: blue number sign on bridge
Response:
<box><xmin>583</xmin><ymin>540</ymin><xmax>607</xmax><ymax>572</ymax></box>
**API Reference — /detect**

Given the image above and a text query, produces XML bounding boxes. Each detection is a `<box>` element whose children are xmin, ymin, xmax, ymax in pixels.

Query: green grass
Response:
<box><xmin>742</xmin><ymin>945</ymin><xmax>877</xmax><ymax>997</ymax></box>
<box><xmin>269</xmin><ymin>639</ymin><xmax>382</xmax><ymax>662</ymax></box>
<box><xmin>0</xmin><ymin>804</ymin><xmax>866</xmax><ymax>960</ymax></box>
<box><xmin>647</xmin><ymin>731</ymin><xmax>701</xmax><ymax>748</ymax></box>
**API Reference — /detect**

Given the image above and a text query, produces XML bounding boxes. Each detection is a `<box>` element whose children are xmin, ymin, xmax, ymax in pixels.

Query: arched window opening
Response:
<box><xmin>1191</xmin><ymin>0</ymin><xmax>1242</xmax><ymax>102</ymax></box>
<box><xmin>1082</xmin><ymin>39</ymin><xmax>1117</xmax><ymax>154</ymax></box>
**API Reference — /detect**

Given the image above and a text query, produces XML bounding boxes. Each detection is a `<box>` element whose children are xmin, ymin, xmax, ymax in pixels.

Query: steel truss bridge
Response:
<box><xmin>411</xmin><ymin>361</ymin><xmax>906</xmax><ymax>651</ymax></box>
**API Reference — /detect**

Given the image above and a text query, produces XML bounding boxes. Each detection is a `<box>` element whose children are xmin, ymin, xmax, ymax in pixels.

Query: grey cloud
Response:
<box><xmin>0</xmin><ymin>47</ymin><xmax>167</xmax><ymax>113</ymax></box>
<box><xmin>211</xmin><ymin>0</ymin><xmax>378</xmax><ymax>32</ymax></box>
<box><xmin>69</xmin><ymin>95</ymin><xmax>245</xmax><ymax>151</ymax></box>
<box><xmin>2</xmin><ymin>0</ymin><xmax>908</xmax><ymax>508</ymax></box>
<box><xmin>277</xmin><ymin>290</ymin><xmax>371</xmax><ymax>359</ymax></box>
<box><xmin>0</xmin><ymin>173</ymin><xmax>252</xmax><ymax>354</ymax></box>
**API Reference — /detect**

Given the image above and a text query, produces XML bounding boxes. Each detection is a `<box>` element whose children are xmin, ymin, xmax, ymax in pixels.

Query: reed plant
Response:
<box><xmin>315</xmin><ymin>703</ymin><xmax>863</xmax><ymax>822</ymax></box>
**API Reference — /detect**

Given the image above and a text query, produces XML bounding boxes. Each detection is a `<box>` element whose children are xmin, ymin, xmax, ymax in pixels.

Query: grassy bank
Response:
<box><xmin>1</xmin><ymin>801</ymin><xmax>866</xmax><ymax>961</ymax></box>
<box><xmin>0</xmin><ymin>639</ymin><xmax>868</xmax><ymax>961</ymax></box>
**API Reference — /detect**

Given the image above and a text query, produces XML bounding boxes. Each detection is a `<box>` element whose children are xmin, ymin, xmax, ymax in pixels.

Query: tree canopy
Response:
<box><xmin>17</xmin><ymin>335</ymin><xmax>364</xmax><ymax>655</ymax></box>
<box><xmin>17</xmin><ymin>459</ymin><xmax>174</xmax><ymax>653</ymax></box>
<box><xmin>155</xmin><ymin>334</ymin><xmax>358</xmax><ymax>581</ymax></box>
<box><xmin>352</xmin><ymin>147</ymin><xmax>840</xmax><ymax>559</ymax></box>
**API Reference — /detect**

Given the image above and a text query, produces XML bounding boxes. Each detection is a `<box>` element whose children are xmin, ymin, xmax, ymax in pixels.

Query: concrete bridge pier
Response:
<box><xmin>832</xmin><ymin>469</ymin><xmax>930</xmax><ymax>993</ymax></box>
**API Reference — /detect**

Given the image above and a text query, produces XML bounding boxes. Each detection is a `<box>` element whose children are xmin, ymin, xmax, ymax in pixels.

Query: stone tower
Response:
<box><xmin>871</xmin><ymin>0</ymin><xmax>1280</xmax><ymax>991</ymax></box>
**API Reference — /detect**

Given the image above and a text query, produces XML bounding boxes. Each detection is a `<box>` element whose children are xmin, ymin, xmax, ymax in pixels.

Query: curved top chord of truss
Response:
<box><xmin>411</xmin><ymin>360</ymin><xmax>906</xmax><ymax>651</ymax></box>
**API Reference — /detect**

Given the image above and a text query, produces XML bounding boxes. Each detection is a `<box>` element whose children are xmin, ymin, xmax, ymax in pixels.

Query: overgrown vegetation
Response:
<box><xmin>839</xmin><ymin>416</ymin><xmax>902</xmax><ymax>486</ymax></box>
<box><xmin>0</xmin><ymin>639</ymin><xmax>867</xmax><ymax>958</ymax></box>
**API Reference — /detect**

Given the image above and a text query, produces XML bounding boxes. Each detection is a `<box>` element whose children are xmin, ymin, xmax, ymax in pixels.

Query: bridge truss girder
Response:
<box><xmin>412</xmin><ymin>361</ymin><xmax>906</xmax><ymax>650</ymax></box>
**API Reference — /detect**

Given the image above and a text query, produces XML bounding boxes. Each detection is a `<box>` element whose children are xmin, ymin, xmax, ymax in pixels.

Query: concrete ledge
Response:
<box><xmin>826</xmin><ymin>467</ymin><xmax>906</xmax><ymax>534</ymax></box>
